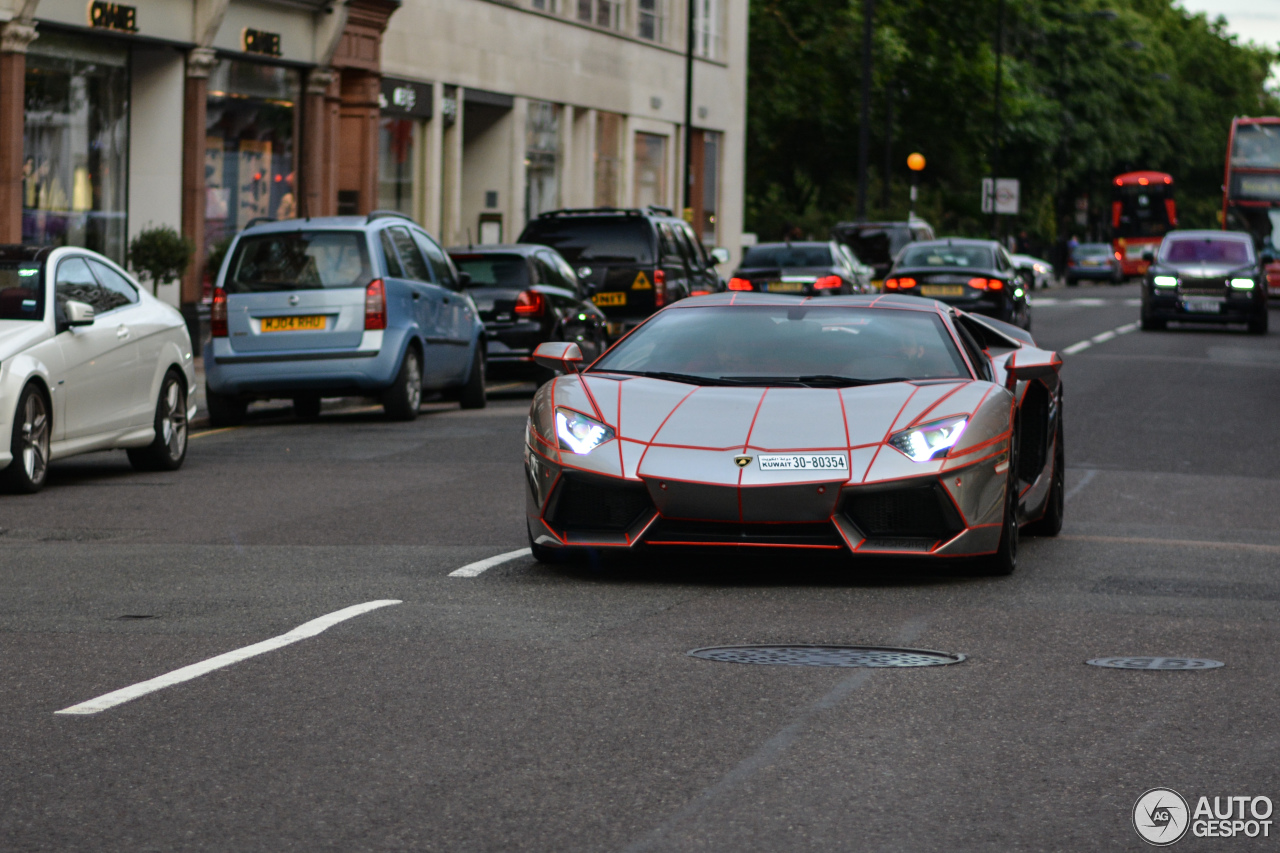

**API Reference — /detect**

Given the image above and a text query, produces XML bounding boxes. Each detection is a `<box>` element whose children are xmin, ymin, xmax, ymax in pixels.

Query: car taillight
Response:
<box><xmin>814</xmin><ymin>275</ymin><xmax>842</xmax><ymax>290</ymax></box>
<box><xmin>365</xmin><ymin>279</ymin><xmax>386</xmax><ymax>330</ymax></box>
<box><xmin>988</xmin><ymin>279</ymin><xmax>1004</xmax><ymax>290</ymax></box>
<box><xmin>885</xmin><ymin>277</ymin><xmax>916</xmax><ymax>290</ymax></box>
<box><xmin>968</xmin><ymin>277</ymin><xmax>989</xmax><ymax>290</ymax></box>
<box><xmin>654</xmin><ymin>269</ymin><xmax>666</xmax><ymax>307</ymax></box>
<box><xmin>211</xmin><ymin>287</ymin><xmax>228</xmax><ymax>337</ymax></box>
<box><xmin>727</xmin><ymin>277</ymin><xmax>753</xmax><ymax>291</ymax></box>
<box><xmin>514</xmin><ymin>289</ymin><xmax>546</xmax><ymax>317</ymax></box>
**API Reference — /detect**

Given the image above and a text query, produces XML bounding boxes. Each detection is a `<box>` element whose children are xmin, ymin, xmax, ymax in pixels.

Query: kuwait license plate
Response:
<box><xmin>592</xmin><ymin>291</ymin><xmax>627</xmax><ymax>307</ymax></box>
<box><xmin>261</xmin><ymin>315</ymin><xmax>326</xmax><ymax>332</ymax></box>
<box><xmin>1182</xmin><ymin>297</ymin><xmax>1223</xmax><ymax>314</ymax></box>
<box><xmin>767</xmin><ymin>281</ymin><xmax>806</xmax><ymax>292</ymax></box>
<box><xmin>757</xmin><ymin>453</ymin><xmax>848</xmax><ymax>472</ymax></box>
<box><xmin>920</xmin><ymin>285</ymin><xmax>964</xmax><ymax>297</ymax></box>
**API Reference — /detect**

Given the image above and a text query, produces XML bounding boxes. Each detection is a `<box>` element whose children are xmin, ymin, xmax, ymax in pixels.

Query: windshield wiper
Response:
<box><xmin>593</xmin><ymin>369</ymin><xmax>742</xmax><ymax>386</ymax></box>
<box><xmin>721</xmin><ymin>375</ymin><xmax>911</xmax><ymax>388</ymax></box>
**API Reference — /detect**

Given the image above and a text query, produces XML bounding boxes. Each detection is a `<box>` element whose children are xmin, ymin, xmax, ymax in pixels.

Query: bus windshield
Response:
<box><xmin>1231</xmin><ymin>123</ymin><xmax>1280</xmax><ymax>169</ymax></box>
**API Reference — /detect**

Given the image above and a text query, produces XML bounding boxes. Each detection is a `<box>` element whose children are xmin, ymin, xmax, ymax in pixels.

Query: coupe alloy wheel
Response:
<box><xmin>20</xmin><ymin>392</ymin><xmax>49</xmax><ymax>485</ymax></box>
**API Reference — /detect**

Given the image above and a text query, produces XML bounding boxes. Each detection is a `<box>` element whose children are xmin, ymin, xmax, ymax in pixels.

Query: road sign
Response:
<box><xmin>982</xmin><ymin>178</ymin><xmax>1020</xmax><ymax>215</ymax></box>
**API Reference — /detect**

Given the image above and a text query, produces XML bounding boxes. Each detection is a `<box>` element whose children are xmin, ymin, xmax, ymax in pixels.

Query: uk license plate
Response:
<box><xmin>592</xmin><ymin>291</ymin><xmax>627</xmax><ymax>307</ymax></box>
<box><xmin>920</xmin><ymin>285</ymin><xmax>964</xmax><ymax>297</ymax></box>
<box><xmin>261</xmin><ymin>315</ymin><xmax>326</xmax><ymax>332</ymax></box>
<box><xmin>767</xmin><ymin>281</ymin><xmax>806</xmax><ymax>292</ymax></box>
<box><xmin>757</xmin><ymin>453</ymin><xmax>848</xmax><ymax>472</ymax></box>
<box><xmin>1182</xmin><ymin>297</ymin><xmax>1223</xmax><ymax>314</ymax></box>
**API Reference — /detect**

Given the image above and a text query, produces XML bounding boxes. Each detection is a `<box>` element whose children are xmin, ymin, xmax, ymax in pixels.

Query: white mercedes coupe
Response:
<box><xmin>0</xmin><ymin>245</ymin><xmax>198</xmax><ymax>493</ymax></box>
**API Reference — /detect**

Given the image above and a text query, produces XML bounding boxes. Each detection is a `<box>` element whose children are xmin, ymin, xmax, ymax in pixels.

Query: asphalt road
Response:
<box><xmin>3</xmin><ymin>282</ymin><xmax>1280</xmax><ymax>851</ymax></box>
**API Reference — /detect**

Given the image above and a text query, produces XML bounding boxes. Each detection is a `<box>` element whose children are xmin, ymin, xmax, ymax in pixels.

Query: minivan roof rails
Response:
<box><xmin>538</xmin><ymin>207</ymin><xmax>644</xmax><ymax>218</ymax></box>
<box><xmin>367</xmin><ymin>210</ymin><xmax>416</xmax><ymax>224</ymax></box>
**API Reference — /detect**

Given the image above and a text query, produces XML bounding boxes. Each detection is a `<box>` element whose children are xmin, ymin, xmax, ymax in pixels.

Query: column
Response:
<box><xmin>301</xmin><ymin>68</ymin><xmax>336</xmax><ymax>218</ymax></box>
<box><xmin>440</xmin><ymin>86</ymin><xmax>461</xmax><ymax>245</ymax></box>
<box><xmin>422</xmin><ymin>81</ymin><xmax>444</xmax><ymax>236</ymax></box>
<box><xmin>338</xmin><ymin>69</ymin><xmax>380</xmax><ymax>215</ymax></box>
<box><xmin>0</xmin><ymin>20</ymin><xmax>37</xmax><ymax>243</ymax></box>
<box><xmin>509</xmin><ymin>97</ymin><xmax>527</xmax><ymax>234</ymax></box>
<box><xmin>179</xmin><ymin>48</ymin><xmax>217</xmax><ymax>312</ymax></box>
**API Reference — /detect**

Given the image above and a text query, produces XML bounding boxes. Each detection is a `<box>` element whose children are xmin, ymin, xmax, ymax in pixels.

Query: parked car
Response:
<box><xmin>518</xmin><ymin>207</ymin><xmax>728</xmax><ymax>339</ymax></box>
<box><xmin>884</xmin><ymin>238</ymin><xmax>1031</xmax><ymax>329</ymax></box>
<box><xmin>727</xmin><ymin>241</ymin><xmax>872</xmax><ymax>295</ymax></box>
<box><xmin>447</xmin><ymin>244</ymin><xmax>608</xmax><ymax>381</ymax></box>
<box><xmin>1066</xmin><ymin>242</ymin><xmax>1122</xmax><ymax>285</ymax></box>
<box><xmin>203</xmin><ymin>213</ymin><xmax>486</xmax><ymax>425</ymax></box>
<box><xmin>1140</xmin><ymin>229</ymin><xmax>1268</xmax><ymax>334</ymax></box>
<box><xmin>0</xmin><ymin>245</ymin><xmax>197</xmax><ymax>493</ymax></box>
<box><xmin>1011</xmin><ymin>254</ymin><xmax>1055</xmax><ymax>290</ymax></box>
<box><xmin>830</xmin><ymin>217</ymin><xmax>936</xmax><ymax>286</ymax></box>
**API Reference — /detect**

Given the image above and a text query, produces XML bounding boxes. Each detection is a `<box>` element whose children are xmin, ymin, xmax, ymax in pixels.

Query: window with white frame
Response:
<box><xmin>694</xmin><ymin>0</ymin><xmax>724</xmax><ymax>59</ymax></box>
<box><xmin>578</xmin><ymin>0</ymin><xmax>623</xmax><ymax>29</ymax></box>
<box><xmin>638</xmin><ymin>0</ymin><xmax>664</xmax><ymax>41</ymax></box>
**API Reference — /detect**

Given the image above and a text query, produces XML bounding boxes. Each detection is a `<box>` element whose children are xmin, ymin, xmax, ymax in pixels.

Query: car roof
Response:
<box><xmin>239</xmin><ymin>215</ymin><xmax>420</xmax><ymax>235</ymax></box>
<box><xmin>665</xmin><ymin>292</ymin><xmax>949</xmax><ymax>313</ymax></box>
<box><xmin>1163</xmin><ymin>229</ymin><xmax>1252</xmax><ymax>242</ymax></box>
<box><xmin>445</xmin><ymin>244</ymin><xmax>547</xmax><ymax>256</ymax></box>
<box><xmin>530</xmin><ymin>207</ymin><xmax>675</xmax><ymax>222</ymax></box>
<box><xmin>0</xmin><ymin>245</ymin><xmax>57</xmax><ymax>261</ymax></box>
<box><xmin>907</xmin><ymin>238</ymin><xmax>999</xmax><ymax>249</ymax></box>
<box><xmin>747</xmin><ymin>241</ymin><xmax>833</xmax><ymax>249</ymax></box>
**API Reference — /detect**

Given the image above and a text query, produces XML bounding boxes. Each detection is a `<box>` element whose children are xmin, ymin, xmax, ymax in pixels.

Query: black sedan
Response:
<box><xmin>1140</xmin><ymin>230</ymin><xmax>1268</xmax><ymax>334</ymax></box>
<box><xmin>448</xmin><ymin>244</ymin><xmax>609</xmax><ymax>380</ymax></box>
<box><xmin>728</xmin><ymin>241</ymin><xmax>870</xmax><ymax>295</ymax></box>
<box><xmin>884</xmin><ymin>238</ymin><xmax>1031</xmax><ymax>329</ymax></box>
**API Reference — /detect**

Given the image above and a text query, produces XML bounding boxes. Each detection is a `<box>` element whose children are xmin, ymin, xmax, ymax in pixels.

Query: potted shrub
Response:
<box><xmin>129</xmin><ymin>225</ymin><xmax>194</xmax><ymax>296</ymax></box>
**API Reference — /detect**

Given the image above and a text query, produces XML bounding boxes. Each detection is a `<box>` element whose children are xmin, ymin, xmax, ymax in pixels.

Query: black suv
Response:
<box><xmin>518</xmin><ymin>207</ymin><xmax>726</xmax><ymax>337</ymax></box>
<box><xmin>830</xmin><ymin>218</ymin><xmax>936</xmax><ymax>284</ymax></box>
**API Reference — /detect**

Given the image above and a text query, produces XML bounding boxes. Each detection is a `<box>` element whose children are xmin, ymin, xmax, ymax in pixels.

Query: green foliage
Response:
<box><xmin>128</xmin><ymin>225</ymin><xmax>194</xmax><ymax>294</ymax></box>
<box><xmin>746</xmin><ymin>0</ymin><xmax>1279</xmax><ymax>249</ymax></box>
<box><xmin>205</xmin><ymin>236</ymin><xmax>234</xmax><ymax>283</ymax></box>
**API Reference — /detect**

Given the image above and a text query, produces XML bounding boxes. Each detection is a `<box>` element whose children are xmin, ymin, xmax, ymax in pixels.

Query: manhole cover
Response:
<box><xmin>688</xmin><ymin>645</ymin><xmax>965</xmax><ymax>668</ymax></box>
<box><xmin>1087</xmin><ymin>656</ymin><xmax>1223</xmax><ymax>670</ymax></box>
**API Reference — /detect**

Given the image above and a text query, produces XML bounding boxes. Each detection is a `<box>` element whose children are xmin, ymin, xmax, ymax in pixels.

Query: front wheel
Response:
<box><xmin>128</xmin><ymin>370</ymin><xmax>189</xmax><ymax>472</ymax></box>
<box><xmin>458</xmin><ymin>345</ymin><xmax>487</xmax><ymax>410</ymax></box>
<box><xmin>382</xmin><ymin>347</ymin><xmax>423</xmax><ymax>421</ymax></box>
<box><xmin>1</xmin><ymin>384</ymin><xmax>51</xmax><ymax>493</ymax></box>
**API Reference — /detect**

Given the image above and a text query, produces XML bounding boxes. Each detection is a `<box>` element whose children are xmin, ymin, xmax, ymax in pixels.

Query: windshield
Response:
<box><xmin>740</xmin><ymin>244</ymin><xmax>833</xmax><ymax>267</ymax></box>
<box><xmin>0</xmin><ymin>262</ymin><xmax>45</xmax><ymax>320</ymax></box>
<box><xmin>449</xmin><ymin>253</ymin><xmax>531</xmax><ymax>289</ymax></box>
<box><xmin>518</xmin><ymin>218</ymin><xmax>654</xmax><ymax>264</ymax></box>
<box><xmin>1161</xmin><ymin>238</ymin><xmax>1253</xmax><ymax>265</ymax></box>
<box><xmin>1072</xmin><ymin>243</ymin><xmax>1112</xmax><ymax>259</ymax></box>
<box><xmin>1232</xmin><ymin>123</ymin><xmax>1280</xmax><ymax>170</ymax></box>
<box><xmin>899</xmin><ymin>245</ymin><xmax>993</xmax><ymax>269</ymax></box>
<box><xmin>224</xmin><ymin>232</ymin><xmax>372</xmax><ymax>293</ymax></box>
<box><xmin>592</xmin><ymin>305</ymin><xmax>969</xmax><ymax>384</ymax></box>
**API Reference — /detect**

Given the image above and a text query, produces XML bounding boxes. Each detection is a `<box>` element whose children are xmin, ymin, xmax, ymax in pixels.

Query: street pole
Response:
<box><xmin>991</xmin><ymin>0</ymin><xmax>1005</xmax><ymax>239</ymax></box>
<box><xmin>882</xmin><ymin>82</ymin><xmax>894</xmax><ymax>212</ymax></box>
<box><xmin>682</xmin><ymin>0</ymin><xmax>696</xmax><ymax>219</ymax></box>
<box><xmin>855</xmin><ymin>0</ymin><xmax>874</xmax><ymax>220</ymax></box>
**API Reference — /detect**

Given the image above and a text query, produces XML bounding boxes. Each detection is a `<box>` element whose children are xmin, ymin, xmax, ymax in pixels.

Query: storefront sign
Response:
<box><xmin>87</xmin><ymin>0</ymin><xmax>137</xmax><ymax>33</ymax></box>
<box><xmin>379</xmin><ymin>78</ymin><xmax>433</xmax><ymax>120</ymax></box>
<box><xmin>242</xmin><ymin>28</ymin><xmax>282</xmax><ymax>57</ymax></box>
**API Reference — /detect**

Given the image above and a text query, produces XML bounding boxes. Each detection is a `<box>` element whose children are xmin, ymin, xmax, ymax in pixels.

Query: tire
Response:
<box><xmin>206</xmin><ymin>387</ymin><xmax>247</xmax><ymax>427</ymax></box>
<box><xmin>1248</xmin><ymin>312</ymin><xmax>1269</xmax><ymax>335</ymax></box>
<box><xmin>293</xmin><ymin>394</ymin><xmax>322</xmax><ymax>421</ymax></box>
<box><xmin>1</xmin><ymin>383</ymin><xmax>51</xmax><ymax>493</ymax></box>
<box><xmin>128</xmin><ymin>370</ymin><xmax>189</xmax><ymax>472</ymax></box>
<box><xmin>458</xmin><ymin>345</ymin><xmax>487</xmax><ymax>410</ymax></box>
<box><xmin>1024</xmin><ymin>414</ymin><xmax>1064</xmax><ymax>537</ymax></box>
<box><xmin>1066</xmin><ymin>277</ymin><xmax>1078</xmax><ymax>287</ymax></box>
<box><xmin>382</xmin><ymin>346</ymin><xmax>423</xmax><ymax>421</ymax></box>
<box><xmin>1140</xmin><ymin>313</ymin><xmax>1165</xmax><ymax>332</ymax></box>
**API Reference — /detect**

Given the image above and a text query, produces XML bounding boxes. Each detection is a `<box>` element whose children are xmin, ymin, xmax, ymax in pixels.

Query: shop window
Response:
<box><xmin>23</xmin><ymin>34</ymin><xmax>130</xmax><ymax>263</ymax></box>
<box><xmin>695</xmin><ymin>0</ymin><xmax>724</xmax><ymax>59</ymax></box>
<box><xmin>638</xmin><ymin>0</ymin><xmax>664</xmax><ymax>41</ymax></box>
<box><xmin>633</xmin><ymin>132</ymin><xmax>667</xmax><ymax>209</ymax></box>
<box><xmin>578</xmin><ymin>0</ymin><xmax>622</xmax><ymax>29</ymax></box>
<box><xmin>378</xmin><ymin>117</ymin><xmax>418</xmax><ymax>217</ymax></box>
<box><xmin>526</xmin><ymin>101</ymin><xmax>561</xmax><ymax>222</ymax></box>
<box><xmin>205</xmin><ymin>60</ymin><xmax>300</xmax><ymax>252</ymax></box>
<box><xmin>594</xmin><ymin>112</ymin><xmax>623</xmax><ymax>207</ymax></box>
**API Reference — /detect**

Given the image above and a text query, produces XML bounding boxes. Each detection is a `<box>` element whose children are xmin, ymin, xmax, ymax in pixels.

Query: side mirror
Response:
<box><xmin>456</xmin><ymin>271</ymin><xmax>472</xmax><ymax>288</ymax></box>
<box><xmin>1141</xmin><ymin>250</ymin><xmax>1155</xmax><ymax>263</ymax></box>
<box><xmin>64</xmin><ymin>300</ymin><xmax>95</xmax><ymax>326</ymax></box>
<box><xmin>710</xmin><ymin>247</ymin><xmax>730</xmax><ymax>266</ymax></box>
<box><xmin>533</xmin><ymin>341</ymin><xmax>583</xmax><ymax>374</ymax></box>
<box><xmin>1004</xmin><ymin>347</ymin><xmax>1062</xmax><ymax>387</ymax></box>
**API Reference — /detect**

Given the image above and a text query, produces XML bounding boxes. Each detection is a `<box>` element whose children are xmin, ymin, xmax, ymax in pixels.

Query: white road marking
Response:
<box><xmin>449</xmin><ymin>548</ymin><xmax>532</xmax><ymax>577</ymax></box>
<box><xmin>1124</xmin><ymin>298</ymin><xmax>1142</xmax><ymax>306</ymax></box>
<box><xmin>1116</xmin><ymin>321</ymin><xmax>1140</xmax><ymax>333</ymax></box>
<box><xmin>1063</xmin><ymin>321</ymin><xmax>1141</xmax><ymax>357</ymax></box>
<box><xmin>1063</xmin><ymin>341</ymin><xmax>1093</xmax><ymax>354</ymax></box>
<box><xmin>1069</xmin><ymin>297</ymin><xmax>1107</xmax><ymax>306</ymax></box>
<box><xmin>1065</xmin><ymin>468</ymin><xmax>1097</xmax><ymax>502</ymax></box>
<box><xmin>55</xmin><ymin>600</ymin><xmax>402</xmax><ymax>715</ymax></box>
<box><xmin>1029</xmin><ymin>297</ymin><xmax>1059</xmax><ymax>305</ymax></box>
<box><xmin>1091</xmin><ymin>330</ymin><xmax>1116</xmax><ymax>344</ymax></box>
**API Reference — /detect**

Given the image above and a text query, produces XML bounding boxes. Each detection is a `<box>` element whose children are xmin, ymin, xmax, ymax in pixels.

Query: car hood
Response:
<box><xmin>530</xmin><ymin>373</ymin><xmax>1011</xmax><ymax>489</ymax></box>
<box><xmin>1158</xmin><ymin>262</ymin><xmax>1253</xmax><ymax>279</ymax></box>
<box><xmin>0</xmin><ymin>320</ymin><xmax>52</xmax><ymax>362</ymax></box>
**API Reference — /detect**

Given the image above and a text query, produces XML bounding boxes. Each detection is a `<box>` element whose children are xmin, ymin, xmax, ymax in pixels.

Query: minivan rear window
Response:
<box><xmin>224</xmin><ymin>231</ymin><xmax>372</xmax><ymax>292</ymax></box>
<box><xmin>0</xmin><ymin>262</ymin><xmax>44</xmax><ymax>320</ymax></box>
<box><xmin>519</xmin><ymin>218</ymin><xmax>654</xmax><ymax>264</ymax></box>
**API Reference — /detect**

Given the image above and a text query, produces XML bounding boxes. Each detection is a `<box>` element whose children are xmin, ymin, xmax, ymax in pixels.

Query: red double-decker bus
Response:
<box><xmin>1223</xmin><ymin>116</ymin><xmax>1280</xmax><ymax>298</ymax></box>
<box><xmin>1110</xmin><ymin>171</ymin><xmax>1176</xmax><ymax>277</ymax></box>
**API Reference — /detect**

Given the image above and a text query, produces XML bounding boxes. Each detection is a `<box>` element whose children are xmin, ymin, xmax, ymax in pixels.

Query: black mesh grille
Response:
<box><xmin>841</xmin><ymin>484</ymin><xmax>963</xmax><ymax>541</ymax></box>
<box><xmin>645</xmin><ymin>519</ymin><xmax>844</xmax><ymax>547</ymax></box>
<box><xmin>548</xmin><ymin>474</ymin><xmax>653</xmax><ymax>533</ymax></box>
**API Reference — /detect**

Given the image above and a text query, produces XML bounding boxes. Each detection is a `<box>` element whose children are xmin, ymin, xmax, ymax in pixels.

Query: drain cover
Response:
<box><xmin>1087</xmin><ymin>656</ymin><xmax>1223</xmax><ymax>670</ymax></box>
<box><xmin>688</xmin><ymin>645</ymin><xmax>965</xmax><ymax>668</ymax></box>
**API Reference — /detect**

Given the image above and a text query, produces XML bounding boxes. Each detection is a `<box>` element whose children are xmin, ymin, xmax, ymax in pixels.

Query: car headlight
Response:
<box><xmin>888</xmin><ymin>417</ymin><xmax>968</xmax><ymax>463</ymax></box>
<box><xmin>555</xmin><ymin>408</ymin><xmax>615</xmax><ymax>455</ymax></box>
<box><xmin>1230</xmin><ymin>278</ymin><xmax>1255</xmax><ymax>290</ymax></box>
<box><xmin>1153</xmin><ymin>275</ymin><xmax>1177</xmax><ymax>288</ymax></box>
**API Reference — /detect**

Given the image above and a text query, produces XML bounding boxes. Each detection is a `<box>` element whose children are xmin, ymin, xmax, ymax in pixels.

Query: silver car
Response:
<box><xmin>524</xmin><ymin>293</ymin><xmax>1065</xmax><ymax>575</ymax></box>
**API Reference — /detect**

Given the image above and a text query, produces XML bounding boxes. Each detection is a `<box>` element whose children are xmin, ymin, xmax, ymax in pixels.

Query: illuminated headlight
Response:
<box><xmin>888</xmin><ymin>417</ymin><xmax>968</xmax><ymax>463</ymax></box>
<box><xmin>1033</xmin><ymin>263</ymin><xmax>1046</xmax><ymax>273</ymax></box>
<box><xmin>1230</xmin><ymin>278</ymin><xmax>1255</xmax><ymax>290</ymax></box>
<box><xmin>1152</xmin><ymin>275</ymin><xmax>1178</xmax><ymax>288</ymax></box>
<box><xmin>555</xmin><ymin>408</ymin><xmax>615</xmax><ymax>455</ymax></box>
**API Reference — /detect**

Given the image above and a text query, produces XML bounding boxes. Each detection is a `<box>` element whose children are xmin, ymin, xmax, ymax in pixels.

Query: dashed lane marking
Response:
<box><xmin>449</xmin><ymin>548</ymin><xmax>532</xmax><ymax>577</ymax></box>
<box><xmin>54</xmin><ymin>600</ymin><xmax>402</xmax><ymax>715</ymax></box>
<box><xmin>1062</xmin><ymin>320</ymin><xmax>1139</xmax><ymax>356</ymax></box>
<box><xmin>1028</xmin><ymin>296</ymin><xmax>1142</xmax><ymax>307</ymax></box>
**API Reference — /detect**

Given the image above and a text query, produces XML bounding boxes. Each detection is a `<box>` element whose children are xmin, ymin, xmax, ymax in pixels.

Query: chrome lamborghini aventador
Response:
<box><xmin>524</xmin><ymin>293</ymin><xmax>1064</xmax><ymax>575</ymax></box>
